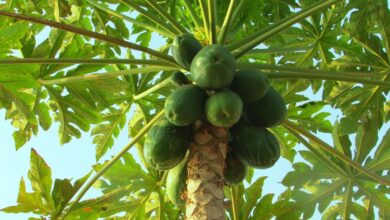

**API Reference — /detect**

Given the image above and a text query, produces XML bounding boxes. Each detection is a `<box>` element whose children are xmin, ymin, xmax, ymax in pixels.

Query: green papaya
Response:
<box><xmin>172</xmin><ymin>33</ymin><xmax>203</xmax><ymax>68</ymax></box>
<box><xmin>245</xmin><ymin>87</ymin><xmax>286</xmax><ymax>127</ymax></box>
<box><xmin>166</xmin><ymin>157</ymin><xmax>187</xmax><ymax>206</ymax></box>
<box><xmin>205</xmin><ymin>90</ymin><xmax>243</xmax><ymax>127</ymax></box>
<box><xmin>230</xmin><ymin>121</ymin><xmax>280</xmax><ymax>169</ymax></box>
<box><xmin>170</xmin><ymin>71</ymin><xmax>191</xmax><ymax>87</ymax></box>
<box><xmin>224</xmin><ymin>150</ymin><xmax>247</xmax><ymax>185</ymax></box>
<box><xmin>164</xmin><ymin>84</ymin><xmax>207</xmax><ymax>126</ymax></box>
<box><xmin>190</xmin><ymin>45</ymin><xmax>236</xmax><ymax>90</ymax></box>
<box><xmin>143</xmin><ymin>118</ymin><xmax>192</xmax><ymax>170</ymax></box>
<box><xmin>230</xmin><ymin>69</ymin><xmax>270</xmax><ymax>103</ymax></box>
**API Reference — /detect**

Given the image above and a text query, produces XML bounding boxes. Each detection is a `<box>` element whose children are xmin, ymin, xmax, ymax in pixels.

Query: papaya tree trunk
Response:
<box><xmin>185</xmin><ymin>121</ymin><xmax>228</xmax><ymax>220</ymax></box>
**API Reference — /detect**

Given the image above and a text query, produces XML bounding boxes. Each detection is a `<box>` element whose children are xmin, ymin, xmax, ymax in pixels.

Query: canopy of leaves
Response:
<box><xmin>0</xmin><ymin>0</ymin><xmax>389</xmax><ymax>219</ymax></box>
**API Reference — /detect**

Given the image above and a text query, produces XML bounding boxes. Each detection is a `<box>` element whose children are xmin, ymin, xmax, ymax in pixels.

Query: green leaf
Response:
<box><xmin>367</xmin><ymin>129</ymin><xmax>390</xmax><ymax>171</ymax></box>
<box><xmin>332</xmin><ymin>120</ymin><xmax>352</xmax><ymax>159</ymax></box>
<box><xmin>12</xmin><ymin>130</ymin><xmax>29</xmax><ymax>150</ymax></box>
<box><xmin>1</xmin><ymin>178</ymin><xmax>47</xmax><ymax>215</ymax></box>
<box><xmin>37</xmin><ymin>102</ymin><xmax>52</xmax><ymax>131</ymax></box>
<box><xmin>0</xmin><ymin>22</ymin><xmax>29</xmax><ymax>56</ymax></box>
<box><xmin>241</xmin><ymin>177</ymin><xmax>266</xmax><ymax>219</ymax></box>
<box><xmin>0</xmin><ymin>64</ymin><xmax>40</xmax><ymax>88</ymax></box>
<box><xmin>27</xmin><ymin>149</ymin><xmax>54</xmax><ymax>210</ymax></box>
<box><xmin>91</xmin><ymin>106</ymin><xmax>128</xmax><ymax>161</ymax></box>
<box><xmin>355</xmin><ymin>114</ymin><xmax>379</xmax><ymax>162</ymax></box>
<box><xmin>51</xmin><ymin>172</ymin><xmax>91</xmax><ymax>217</ymax></box>
<box><xmin>287</xmin><ymin>101</ymin><xmax>332</xmax><ymax>133</ymax></box>
<box><xmin>46</xmin><ymin>86</ymin><xmax>100</xmax><ymax>145</ymax></box>
<box><xmin>251</xmin><ymin>193</ymin><xmax>274</xmax><ymax>220</ymax></box>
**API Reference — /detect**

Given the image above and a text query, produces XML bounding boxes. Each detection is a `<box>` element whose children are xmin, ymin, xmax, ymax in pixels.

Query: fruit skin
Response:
<box><xmin>170</xmin><ymin>71</ymin><xmax>191</xmax><ymax>86</ymax></box>
<box><xmin>143</xmin><ymin>118</ymin><xmax>192</xmax><ymax>170</ymax></box>
<box><xmin>230</xmin><ymin>121</ymin><xmax>280</xmax><ymax>169</ymax></box>
<box><xmin>166</xmin><ymin>157</ymin><xmax>187</xmax><ymax>206</ymax></box>
<box><xmin>245</xmin><ymin>87</ymin><xmax>287</xmax><ymax>127</ymax></box>
<box><xmin>190</xmin><ymin>44</ymin><xmax>236</xmax><ymax>90</ymax></box>
<box><xmin>224</xmin><ymin>150</ymin><xmax>247</xmax><ymax>185</ymax></box>
<box><xmin>205</xmin><ymin>90</ymin><xmax>243</xmax><ymax>127</ymax></box>
<box><xmin>164</xmin><ymin>84</ymin><xmax>207</xmax><ymax>126</ymax></box>
<box><xmin>230</xmin><ymin>69</ymin><xmax>270</xmax><ymax>103</ymax></box>
<box><xmin>172</xmin><ymin>33</ymin><xmax>203</xmax><ymax>68</ymax></box>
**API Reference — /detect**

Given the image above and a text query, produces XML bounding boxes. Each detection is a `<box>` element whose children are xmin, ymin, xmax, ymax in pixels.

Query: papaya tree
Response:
<box><xmin>0</xmin><ymin>0</ymin><xmax>389</xmax><ymax>219</ymax></box>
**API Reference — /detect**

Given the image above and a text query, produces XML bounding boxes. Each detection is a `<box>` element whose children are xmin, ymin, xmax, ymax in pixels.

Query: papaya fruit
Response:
<box><xmin>143</xmin><ymin>118</ymin><xmax>192</xmax><ymax>170</ymax></box>
<box><xmin>164</xmin><ymin>84</ymin><xmax>207</xmax><ymax>126</ymax></box>
<box><xmin>245</xmin><ymin>87</ymin><xmax>286</xmax><ymax>127</ymax></box>
<box><xmin>205</xmin><ymin>90</ymin><xmax>243</xmax><ymax>127</ymax></box>
<box><xmin>224</xmin><ymin>150</ymin><xmax>247</xmax><ymax>185</ymax></box>
<box><xmin>230</xmin><ymin>121</ymin><xmax>280</xmax><ymax>169</ymax></box>
<box><xmin>170</xmin><ymin>71</ymin><xmax>191</xmax><ymax>87</ymax></box>
<box><xmin>230</xmin><ymin>69</ymin><xmax>270</xmax><ymax>103</ymax></box>
<box><xmin>166</xmin><ymin>157</ymin><xmax>187</xmax><ymax>206</ymax></box>
<box><xmin>190</xmin><ymin>44</ymin><xmax>236</xmax><ymax>90</ymax></box>
<box><xmin>172</xmin><ymin>33</ymin><xmax>203</xmax><ymax>68</ymax></box>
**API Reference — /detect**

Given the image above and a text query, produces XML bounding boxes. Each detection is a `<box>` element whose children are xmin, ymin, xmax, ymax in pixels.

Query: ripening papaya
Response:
<box><xmin>230</xmin><ymin>69</ymin><xmax>270</xmax><ymax>103</ymax></box>
<box><xmin>164</xmin><ymin>84</ymin><xmax>207</xmax><ymax>126</ymax></box>
<box><xmin>245</xmin><ymin>87</ymin><xmax>287</xmax><ymax>127</ymax></box>
<box><xmin>205</xmin><ymin>90</ymin><xmax>243</xmax><ymax>127</ymax></box>
<box><xmin>172</xmin><ymin>33</ymin><xmax>203</xmax><ymax>68</ymax></box>
<box><xmin>143</xmin><ymin>118</ymin><xmax>191</xmax><ymax>170</ymax></box>
<box><xmin>190</xmin><ymin>44</ymin><xmax>236</xmax><ymax>90</ymax></box>
<box><xmin>230</xmin><ymin>121</ymin><xmax>280</xmax><ymax>169</ymax></box>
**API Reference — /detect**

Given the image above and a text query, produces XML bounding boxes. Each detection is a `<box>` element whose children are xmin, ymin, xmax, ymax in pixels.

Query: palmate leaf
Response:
<box><xmin>68</xmin><ymin>153</ymin><xmax>167</xmax><ymax>219</ymax></box>
<box><xmin>1</xmin><ymin>178</ymin><xmax>48</xmax><ymax>215</ymax></box>
<box><xmin>281</xmin><ymin>118</ymin><xmax>390</xmax><ymax>219</ymax></box>
<box><xmin>1</xmin><ymin>149</ymin><xmax>90</xmax><ymax>219</ymax></box>
<box><xmin>225</xmin><ymin>177</ymin><xmax>270</xmax><ymax>220</ymax></box>
<box><xmin>323</xmin><ymin>1</ymin><xmax>390</xmax><ymax>127</ymax></box>
<box><xmin>91</xmin><ymin>106</ymin><xmax>128</xmax><ymax>161</ymax></box>
<box><xmin>45</xmin><ymin>86</ymin><xmax>101</xmax><ymax>144</ymax></box>
<box><xmin>287</xmin><ymin>101</ymin><xmax>332</xmax><ymax>133</ymax></box>
<box><xmin>0</xmin><ymin>21</ymin><xmax>29</xmax><ymax>57</ymax></box>
<box><xmin>0</xmin><ymin>64</ymin><xmax>40</xmax><ymax>149</ymax></box>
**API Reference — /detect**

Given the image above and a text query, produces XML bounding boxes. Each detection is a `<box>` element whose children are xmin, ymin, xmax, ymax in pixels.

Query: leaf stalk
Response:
<box><xmin>283</xmin><ymin>120</ymin><xmax>390</xmax><ymax>186</ymax></box>
<box><xmin>38</xmin><ymin>66</ymin><xmax>179</xmax><ymax>85</ymax></box>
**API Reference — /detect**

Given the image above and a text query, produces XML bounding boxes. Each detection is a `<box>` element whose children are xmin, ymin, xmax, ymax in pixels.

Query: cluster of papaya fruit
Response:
<box><xmin>143</xmin><ymin>34</ymin><xmax>287</xmax><ymax>205</ymax></box>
